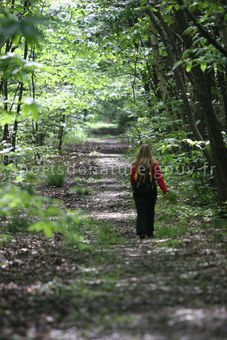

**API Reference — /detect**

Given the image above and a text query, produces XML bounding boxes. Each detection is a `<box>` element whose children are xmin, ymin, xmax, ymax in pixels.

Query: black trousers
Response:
<box><xmin>133</xmin><ymin>186</ymin><xmax>157</xmax><ymax>236</ymax></box>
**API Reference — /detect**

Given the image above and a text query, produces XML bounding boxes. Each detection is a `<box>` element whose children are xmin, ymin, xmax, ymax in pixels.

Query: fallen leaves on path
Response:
<box><xmin>0</xmin><ymin>134</ymin><xmax>226</xmax><ymax>339</ymax></box>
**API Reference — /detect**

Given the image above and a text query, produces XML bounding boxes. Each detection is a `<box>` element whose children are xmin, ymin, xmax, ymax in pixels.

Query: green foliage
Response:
<box><xmin>0</xmin><ymin>11</ymin><xmax>42</xmax><ymax>47</ymax></box>
<box><xmin>155</xmin><ymin>225</ymin><xmax>187</xmax><ymax>238</ymax></box>
<box><xmin>0</xmin><ymin>0</ymin><xmax>226</xmax><ymax>252</ymax></box>
<box><xmin>7</xmin><ymin>216</ymin><xmax>30</xmax><ymax>233</ymax></box>
<box><xmin>213</xmin><ymin>232</ymin><xmax>224</xmax><ymax>242</ymax></box>
<box><xmin>0</xmin><ymin>184</ymin><xmax>68</xmax><ymax>240</ymax></box>
<box><xmin>0</xmin><ymin>184</ymin><xmax>117</xmax><ymax>248</ymax></box>
<box><xmin>63</xmin><ymin>127</ymin><xmax>87</xmax><ymax>145</ymax></box>
<box><xmin>29</xmin><ymin>220</ymin><xmax>62</xmax><ymax>238</ymax></box>
<box><xmin>213</xmin><ymin>217</ymin><xmax>226</xmax><ymax>229</ymax></box>
<box><xmin>87</xmin><ymin>122</ymin><xmax>118</xmax><ymax>130</ymax></box>
<box><xmin>74</xmin><ymin>176</ymin><xmax>84</xmax><ymax>184</ymax></box>
<box><xmin>99</xmin><ymin>224</ymin><xmax>124</xmax><ymax>245</ymax></box>
<box><xmin>70</xmin><ymin>176</ymin><xmax>91</xmax><ymax>195</ymax></box>
<box><xmin>61</xmin><ymin>212</ymin><xmax>125</xmax><ymax>249</ymax></box>
<box><xmin>61</xmin><ymin>212</ymin><xmax>93</xmax><ymax>249</ymax></box>
<box><xmin>0</xmin><ymin>233</ymin><xmax>12</xmax><ymax>246</ymax></box>
<box><xmin>22</xmin><ymin>98</ymin><xmax>40</xmax><ymax>122</ymax></box>
<box><xmin>69</xmin><ymin>185</ymin><xmax>90</xmax><ymax>195</ymax></box>
<box><xmin>167</xmin><ymin>190</ymin><xmax>178</xmax><ymax>203</ymax></box>
<box><xmin>156</xmin><ymin>239</ymin><xmax>182</xmax><ymax>248</ymax></box>
<box><xmin>44</xmin><ymin>162</ymin><xmax>67</xmax><ymax>188</ymax></box>
<box><xmin>126</xmin><ymin>114</ymin><xmax>217</xmax><ymax>207</ymax></box>
<box><xmin>0</xmin><ymin>53</ymin><xmax>44</xmax><ymax>81</ymax></box>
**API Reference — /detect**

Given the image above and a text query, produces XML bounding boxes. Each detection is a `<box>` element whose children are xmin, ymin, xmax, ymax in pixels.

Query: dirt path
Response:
<box><xmin>0</xmin><ymin>131</ymin><xmax>226</xmax><ymax>340</ymax></box>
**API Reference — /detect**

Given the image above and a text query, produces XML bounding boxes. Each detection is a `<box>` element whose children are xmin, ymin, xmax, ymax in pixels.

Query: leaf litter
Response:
<box><xmin>0</xmin><ymin>131</ymin><xmax>226</xmax><ymax>340</ymax></box>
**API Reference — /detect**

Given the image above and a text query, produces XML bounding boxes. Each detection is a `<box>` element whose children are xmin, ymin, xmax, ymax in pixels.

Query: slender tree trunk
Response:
<box><xmin>12</xmin><ymin>82</ymin><xmax>23</xmax><ymax>151</ymax></box>
<box><xmin>58</xmin><ymin>114</ymin><xmax>65</xmax><ymax>153</ymax></box>
<box><xmin>217</xmin><ymin>70</ymin><xmax>227</xmax><ymax>128</ymax></box>
<box><xmin>11</xmin><ymin>41</ymin><xmax>28</xmax><ymax>151</ymax></box>
<box><xmin>2</xmin><ymin>80</ymin><xmax>9</xmax><ymax>142</ymax></box>
<box><xmin>2</xmin><ymin>80</ymin><xmax>10</xmax><ymax>165</ymax></box>
<box><xmin>2</xmin><ymin>40</ymin><xmax>10</xmax><ymax>143</ymax></box>
<box><xmin>30</xmin><ymin>46</ymin><xmax>38</xmax><ymax>143</ymax></box>
<box><xmin>2</xmin><ymin>40</ymin><xmax>11</xmax><ymax>164</ymax></box>
<box><xmin>143</xmin><ymin>80</ymin><xmax>153</xmax><ymax>112</ymax></box>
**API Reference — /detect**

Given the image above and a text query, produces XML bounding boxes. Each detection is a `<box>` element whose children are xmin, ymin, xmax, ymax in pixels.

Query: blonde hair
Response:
<box><xmin>133</xmin><ymin>144</ymin><xmax>154</xmax><ymax>169</ymax></box>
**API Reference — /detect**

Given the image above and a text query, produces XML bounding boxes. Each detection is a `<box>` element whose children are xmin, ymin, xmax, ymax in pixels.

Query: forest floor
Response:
<box><xmin>0</xmin><ymin>126</ymin><xmax>226</xmax><ymax>340</ymax></box>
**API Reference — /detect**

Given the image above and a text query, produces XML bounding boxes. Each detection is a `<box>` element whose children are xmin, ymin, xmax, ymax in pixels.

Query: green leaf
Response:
<box><xmin>150</xmin><ymin>6</ymin><xmax>158</xmax><ymax>12</ymax></box>
<box><xmin>29</xmin><ymin>221</ymin><xmax>61</xmax><ymax>238</ymax></box>
<box><xmin>161</xmin><ymin>144</ymin><xmax>167</xmax><ymax>154</ymax></box>
<box><xmin>186</xmin><ymin>63</ymin><xmax>192</xmax><ymax>72</ymax></box>
<box><xmin>22</xmin><ymin>98</ymin><xmax>39</xmax><ymax>122</ymax></box>
<box><xmin>200</xmin><ymin>62</ymin><xmax>207</xmax><ymax>72</ymax></box>
<box><xmin>0</xmin><ymin>109</ymin><xmax>16</xmax><ymax>126</ymax></box>
<box><xmin>31</xmin><ymin>105</ymin><xmax>39</xmax><ymax>121</ymax></box>
<box><xmin>173</xmin><ymin>60</ymin><xmax>183</xmax><ymax>71</ymax></box>
<box><xmin>140</xmin><ymin>0</ymin><xmax>147</xmax><ymax>6</ymax></box>
<box><xmin>47</xmin><ymin>206</ymin><xmax>63</xmax><ymax>217</ymax></box>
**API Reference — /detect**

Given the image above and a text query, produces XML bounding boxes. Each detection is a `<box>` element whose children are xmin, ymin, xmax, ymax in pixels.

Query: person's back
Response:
<box><xmin>130</xmin><ymin>144</ymin><xmax>168</xmax><ymax>239</ymax></box>
<box><xmin>132</xmin><ymin>164</ymin><xmax>154</xmax><ymax>193</ymax></box>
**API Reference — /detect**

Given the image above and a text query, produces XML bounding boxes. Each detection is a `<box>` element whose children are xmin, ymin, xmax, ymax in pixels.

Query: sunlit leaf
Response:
<box><xmin>200</xmin><ymin>62</ymin><xmax>207</xmax><ymax>72</ymax></box>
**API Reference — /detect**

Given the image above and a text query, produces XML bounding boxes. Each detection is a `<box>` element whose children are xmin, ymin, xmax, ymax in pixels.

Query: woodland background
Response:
<box><xmin>0</xmin><ymin>0</ymin><xmax>226</xmax><ymax>338</ymax></box>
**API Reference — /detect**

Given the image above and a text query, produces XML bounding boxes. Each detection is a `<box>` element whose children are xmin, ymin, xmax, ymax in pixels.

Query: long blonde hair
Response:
<box><xmin>133</xmin><ymin>144</ymin><xmax>154</xmax><ymax>169</ymax></box>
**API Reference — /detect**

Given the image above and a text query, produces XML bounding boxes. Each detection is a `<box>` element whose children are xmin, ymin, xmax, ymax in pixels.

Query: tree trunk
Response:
<box><xmin>217</xmin><ymin>69</ymin><xmax>227</xmax><ymax>128</ymax></box>
<box><xmin>147</xmin><ymin>9</ymin><xmax>212</xmax><ymax>162</ymax></box>
<box><xmin>2</xmin><ymin>80</ymin><xmax>9</xmax><ymax>142</ymax></box>
<box><xmin>11</xmin><ymin>41</ymin><xmax>28</xmax><ymax>151</ymax></box>
<box><xmin>149</xmin><ymin>21</ymin><xmax>174</xmax><ymax>121</ymax></box>
<box><xmin>2</xmin><ymin>40</ymin><xmax>10</xmax><ymax>143</ymax></box>
<box><xmin>58</xmin><ymin>114</ymin><xmax>65</xmax><ymax>154</ymax></box>
<box><xmin>2</xmin><ymin>40</ymin><xmax>11</xmax><ymax>164</ymax></box>
<box><xmin>195</xmin><ymin>71</ymin><xmax>227</xmax><ymax>203</ymax></box>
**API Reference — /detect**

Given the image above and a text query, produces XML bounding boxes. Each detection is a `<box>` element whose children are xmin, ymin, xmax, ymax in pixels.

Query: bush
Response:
<box><xmin>63</xmin><ymin>127</ymin><xmax>87</xmax><ymax>145</ymax></box>
<box><xmin>69</xmin><ymin>185</ymin><xmax>90</xmax><ymax>195</ymax></box>
<box><xmin>45</xmin><ymin>162</ymin><xmax>67</xmax><ymax>187</ymax></box>
<box><xmin>7</xmin><ymin>217</ymin><xmax>30</xmax><ymax>233</ymax></box>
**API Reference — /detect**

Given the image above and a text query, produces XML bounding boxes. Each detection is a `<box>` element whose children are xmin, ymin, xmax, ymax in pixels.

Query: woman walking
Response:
<box><xmin>130</xmin><ymin>144</ymin><xmax>168</xmax><ymax>239</ymax></box>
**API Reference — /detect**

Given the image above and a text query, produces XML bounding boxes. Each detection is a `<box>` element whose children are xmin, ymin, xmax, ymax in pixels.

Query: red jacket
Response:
<box><xmin>130</xmin><ymin>161</ymin><xmax>168</xmax><ymax>194</ymax></box>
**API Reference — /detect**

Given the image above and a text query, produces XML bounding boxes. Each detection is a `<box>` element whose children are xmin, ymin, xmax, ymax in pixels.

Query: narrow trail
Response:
<box><xmin>0</xmin><ymin>129</ymin><xmax>226</xmax><ymax>340</ymax></box>
<box><xmin>75</xmin><ymin>138</ymin><xmax>136</xmax><ymax>232</ymax></box>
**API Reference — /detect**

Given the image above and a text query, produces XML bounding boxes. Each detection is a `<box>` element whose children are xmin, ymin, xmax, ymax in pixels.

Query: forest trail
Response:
<box><xmin>0</xmin><ymin>127</ymin><xmax>226</xmax><ymax>340</ymax></box>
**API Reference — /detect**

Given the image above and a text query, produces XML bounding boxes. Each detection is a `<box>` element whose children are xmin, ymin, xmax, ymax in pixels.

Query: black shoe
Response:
<box><xmin>139</xmin><ymin>234</ymin><xmax>146</xmax><ymax>239</ymax></box>
<box><xmin>147</xmin><ymin>232</ymin><xmax>154</xmax><ymax>238</ymax></box>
